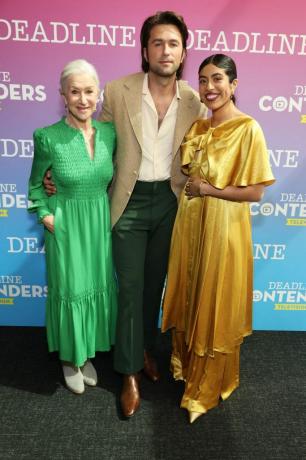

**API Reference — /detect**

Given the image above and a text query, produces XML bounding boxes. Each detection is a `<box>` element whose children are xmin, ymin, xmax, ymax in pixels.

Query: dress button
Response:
<box><xmin>127</xmin><ymin>191</ymin><xmax>131</xmax><ymax>196</ymax></box>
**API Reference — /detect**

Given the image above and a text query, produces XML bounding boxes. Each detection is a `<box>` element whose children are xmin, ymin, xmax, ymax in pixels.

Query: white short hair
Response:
<box><xmin>60</xmin><ymin>59</ymin><xmax>100</xmax><ymax>92</ymax></box>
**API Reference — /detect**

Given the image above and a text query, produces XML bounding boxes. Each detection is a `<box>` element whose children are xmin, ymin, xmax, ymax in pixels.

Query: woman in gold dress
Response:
<box><xmin>162</xmin><ymin>54</ymin><xmax>275</xmax><ymax>423</ymax></box>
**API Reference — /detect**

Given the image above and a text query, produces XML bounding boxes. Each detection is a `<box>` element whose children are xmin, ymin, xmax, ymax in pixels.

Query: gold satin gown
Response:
<box><xmin>162</xmin><ymin>116</ymin><xmax>275</xmax><ymax>415</ymax></box>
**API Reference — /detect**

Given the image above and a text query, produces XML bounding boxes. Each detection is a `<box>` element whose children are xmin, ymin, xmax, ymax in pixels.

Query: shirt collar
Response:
<box><xmin>142</xmin><ymin>73</ymin><xmax>181</xmax><ymax>99</ymax></box>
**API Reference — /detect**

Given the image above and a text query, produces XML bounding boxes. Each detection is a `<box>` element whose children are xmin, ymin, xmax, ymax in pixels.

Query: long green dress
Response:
<box><xmin>28</xmin><ymin>118</ymin><xmax>117</xmax><ymax>366</ymax></box>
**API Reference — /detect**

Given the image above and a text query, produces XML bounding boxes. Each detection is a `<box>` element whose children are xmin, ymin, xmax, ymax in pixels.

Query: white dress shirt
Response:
<box><xmin>139</xmin><ymin>74</ymin><xmax>180</xmax><ymax>182</ymax></box>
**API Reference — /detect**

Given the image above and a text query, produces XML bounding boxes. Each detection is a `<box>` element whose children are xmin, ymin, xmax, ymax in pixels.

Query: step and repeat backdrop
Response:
<box><xmin>0</xmin><ymin>0</ymin><xmax>305</xmax><ymax>329</ymax></box>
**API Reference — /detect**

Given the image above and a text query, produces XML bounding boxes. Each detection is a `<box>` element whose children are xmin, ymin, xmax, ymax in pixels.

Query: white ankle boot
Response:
<box><xmin>62</xmin><ymin>364</ymin><xmax>85</xmax><ymax>394</ymax></box>
<box><xmin>81</xmin><ymin>360</ymin><xmax>98</xmax><ymax>386</ymax></box>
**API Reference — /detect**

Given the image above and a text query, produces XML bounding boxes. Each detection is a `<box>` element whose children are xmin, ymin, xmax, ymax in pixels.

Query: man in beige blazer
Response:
<box><xmin>100</xmin><ymin>11</ymin><xmax>205</xmax><ymax>417</ymax></box>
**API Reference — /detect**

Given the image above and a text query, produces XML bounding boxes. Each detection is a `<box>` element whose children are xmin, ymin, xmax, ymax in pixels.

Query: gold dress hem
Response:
<box><xmin>170</xmin><ymin>330</ymin><xmax>241</xmax><ymax>414</ymax></box>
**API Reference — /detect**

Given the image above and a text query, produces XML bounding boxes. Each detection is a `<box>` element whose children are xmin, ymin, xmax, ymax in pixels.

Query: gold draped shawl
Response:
<box><xmin>181</xmin><ymin>115</ymin><xmax>275</xmax><ymax>188</ymax></box>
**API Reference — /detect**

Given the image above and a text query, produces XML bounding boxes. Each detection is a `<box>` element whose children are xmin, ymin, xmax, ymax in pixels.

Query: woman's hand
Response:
<box><xmin>43</xmin><ymin>170</ymin><xmax>57</xmax><ymax>196</ymax></box>
<box><xmin>42</xmin><ymin>215</ymin><xmax>55</xmax><ymax>233</ymax></box>
<box><xmin>185</xmin><ymin>177</ymin><xmax>206</xmax><ymax>200</ymax></box>
<box><xmin>186</xmin><ymin>179</ymin><xmax>265</xmax><ymax>203</ymax></box>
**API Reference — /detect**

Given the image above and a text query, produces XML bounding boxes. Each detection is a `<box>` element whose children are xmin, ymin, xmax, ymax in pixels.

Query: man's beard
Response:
<box><xmin>149</xmin><ymin>63</ymin><xmax>180</xmax><ymax>78</ymax></box>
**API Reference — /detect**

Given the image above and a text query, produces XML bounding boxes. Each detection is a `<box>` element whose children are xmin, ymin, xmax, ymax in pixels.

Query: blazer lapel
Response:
<box><xmin>172</xmin><ymin>84</ymin><xmax>199</xmax><ymax>157</ymax></box>
<box><xmin>123</xmin><ymin>73</ymin><xmax>144</xmax><ymax>150</ymax></box>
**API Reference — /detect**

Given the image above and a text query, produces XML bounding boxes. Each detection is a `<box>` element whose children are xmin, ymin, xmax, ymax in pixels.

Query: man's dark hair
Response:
<box><xmin>140</xmin><ymin>11</ymin><xmax>188</xmax><ymax>80</ymax></box>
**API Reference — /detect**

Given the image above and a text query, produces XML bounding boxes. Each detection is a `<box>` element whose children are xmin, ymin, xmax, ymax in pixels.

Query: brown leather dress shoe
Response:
<box><xmin>143</xmin><ymin>351</ymin><xmax>161</xmax><ymax>382</ymax></box>
<box><xmin>120</xmin><ymin>374</ymin><xmax>140</xmax><ymax>417</ymax></box>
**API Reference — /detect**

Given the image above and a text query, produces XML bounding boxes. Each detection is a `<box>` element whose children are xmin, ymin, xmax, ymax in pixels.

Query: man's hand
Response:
<box><xmin>42</xmin><ymin>215</ymin><xmax>54</xmax><ymax>233</ymax></box>
<box><xmin>44</xmin><ymin>170</ymin><xmax>56</xmax><ymax>196</ymax></box>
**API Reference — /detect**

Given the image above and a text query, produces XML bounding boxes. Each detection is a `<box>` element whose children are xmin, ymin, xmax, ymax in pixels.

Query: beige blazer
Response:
<box><xmin>100</xmin><ymin>72</ymin><xmax>205</xmax><ymax>227</ymax></box>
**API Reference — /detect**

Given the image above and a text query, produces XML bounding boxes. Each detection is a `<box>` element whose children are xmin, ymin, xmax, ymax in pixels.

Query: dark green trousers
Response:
<box><xmin>113</xmin><ymin>180</ymin><xmax>178</xmax><ymax>374</ymax></box>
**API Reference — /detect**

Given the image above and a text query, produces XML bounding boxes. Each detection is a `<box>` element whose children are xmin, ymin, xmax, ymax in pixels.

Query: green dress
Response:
<box><xmin>28</xmin><ymin>118</ymin><xmax>117</xmax><ymax>366</ymax></box>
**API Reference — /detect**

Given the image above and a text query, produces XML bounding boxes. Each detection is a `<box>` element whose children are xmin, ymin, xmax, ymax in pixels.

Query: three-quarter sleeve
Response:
<box><xmin>28</xmin><ymin>129</ymin><xmax>52</xmax><ymax>222</ymax></box>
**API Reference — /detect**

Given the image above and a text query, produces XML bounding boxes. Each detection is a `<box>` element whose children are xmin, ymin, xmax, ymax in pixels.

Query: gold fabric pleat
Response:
<box><xmin>171</xmin><ymin>331</ymin><xmax>240</xmax><ymax>413</ymax></box>
<box><xmin>162</xmin><ymin>116</ymin><xmax>275</xmax><ymax>414</ymax></box>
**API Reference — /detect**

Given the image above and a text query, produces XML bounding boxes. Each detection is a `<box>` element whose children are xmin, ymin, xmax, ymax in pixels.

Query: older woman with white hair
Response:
<box><xmin>28</xmin><ymin>59</ymin><xmax>117</xmax><ymax>394</ymax></box>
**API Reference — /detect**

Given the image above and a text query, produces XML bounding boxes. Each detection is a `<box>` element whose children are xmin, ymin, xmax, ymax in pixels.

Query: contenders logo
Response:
<box><xmin>250</xmin><ymin>192</ymin><xmax>306</xmax><ymax>226</ymax></box>
<box><xmin>253</xmin><ymin>281</ymin><xmax>306</xmax><ymax>311</ymax></box>
<box><xmin>259</xmin><ymin>84</ymin><xmax>306</xmax><ymax>123</ymax></box>
<box><xmin>0</xmin><ymin>70</ymin><xmax>46</xmax><ymax>109</ymax></box>
<box><xmin>0</xmin><ymin>275</ymin><xmax>47</xmax><ymax>305</ymax></box>
<box><xmin>0</xmin><ymin>184</ymin><xmax>28</xmax><ymax>217</ymax></box>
